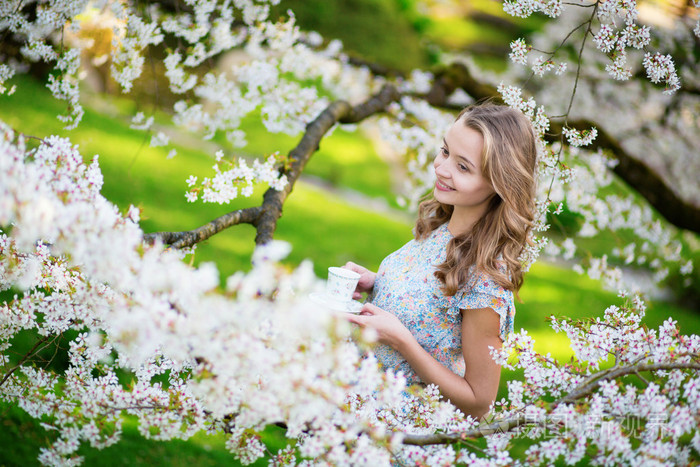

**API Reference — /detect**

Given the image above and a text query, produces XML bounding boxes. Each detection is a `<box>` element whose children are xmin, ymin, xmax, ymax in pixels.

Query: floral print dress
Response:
<box><xmin>370</xmin><ymin>223</ymin><xmax>514</xmax><ymax>385</ymax></box>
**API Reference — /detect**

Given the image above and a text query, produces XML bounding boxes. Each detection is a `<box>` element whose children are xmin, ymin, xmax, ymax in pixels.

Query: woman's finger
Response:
<box><xmin>344</xmin><ymin>313</ymin><xmax>366</xmax><ymax>326</ymax></box>
<box><xmin>360</xmin><ymin>303</ymin><xmax>380</xmax><ymax>314</ymax></box>
<box><xmin>343</xmin><ymin>261</ymin><xmax>362</xmax><ymax>273</ymax></box>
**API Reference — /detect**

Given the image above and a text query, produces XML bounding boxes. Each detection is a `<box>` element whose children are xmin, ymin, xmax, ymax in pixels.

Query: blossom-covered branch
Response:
<box><xmin>255</xmin><ymin>83</ymin><xmax>400</xmax><ymax>244</ymax></box>
<box><xmin>550</xmin><ymin>118</ymin><xmax>700</xmax><ymax>233</ymax></box>
<box><xmin>400</xmin><ymin>357</ymin><xmax>700</xmax><ymax>447</ymax></box>
<box><xmin>560</xmin><ymin>357</ymin><xmax>700</xmax><ymax>394</ymax></box>
<box><xmin>146</xmin><ymin>84</ymin><xmax>400</xmax><ymax>247</ymax></box>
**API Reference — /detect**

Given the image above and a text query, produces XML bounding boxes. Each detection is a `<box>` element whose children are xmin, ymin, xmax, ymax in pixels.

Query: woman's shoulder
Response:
<box><xmin>463</xmin><ymin>267</ymin><xmax>513</xmax><ymax>300</ymax></box>
<box><xmin>456</xmin><ymin>269</ymin><xmax>514</xmax><ymax>333</ymax></box>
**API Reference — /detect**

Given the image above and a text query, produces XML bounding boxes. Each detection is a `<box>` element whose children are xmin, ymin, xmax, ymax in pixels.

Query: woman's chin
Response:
<box><xmin>433</xmin><ymin>189</ymin><xmax>451</xmax><ymax>205</ymax></box>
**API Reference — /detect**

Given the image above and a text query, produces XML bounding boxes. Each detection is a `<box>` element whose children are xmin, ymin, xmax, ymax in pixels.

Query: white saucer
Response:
<box><xmin>309</xmin><ymin>292</ymin><xmax>363</xmax><ymax>313</ymax></box>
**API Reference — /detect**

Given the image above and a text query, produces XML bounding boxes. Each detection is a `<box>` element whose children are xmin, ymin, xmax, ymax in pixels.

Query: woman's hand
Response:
<box><xmin>342</xmin><ymin>261</ymin><xmax>376</xmax><ymax>299</ymax></box>
<box><xmin>345</xmin><ymin>303</ymin><xmax>413</xmax><ymax>350</ymax></box>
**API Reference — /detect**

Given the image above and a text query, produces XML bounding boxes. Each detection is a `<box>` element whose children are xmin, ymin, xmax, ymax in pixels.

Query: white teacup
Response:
<box><xmin>326</xmin><ymin>267</ymin><xmax>360</xmax><ymax>304</ymax></box>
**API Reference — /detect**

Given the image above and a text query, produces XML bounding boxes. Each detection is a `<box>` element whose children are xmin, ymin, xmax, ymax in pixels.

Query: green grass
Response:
<box><xmin>517</xmin><ymin>262</ymin><xmax>700</xmax><ymax>358</ymax></box>
<box><xmin>423</xmin><ymin>16</ymin><xmax>515</xmax><ymax>50</ymax></box>
<box><xmin>418</xmin><ymin>0</ymin><xmax>550</xmax><ymax>71</ymax></box>
<box><xmin>272</xmin><ymin>0</ymin><xmax>431</xmax><ymax>71</ymax></box>
<box><xmin>269</xmin><ymin>0</ymin><xmax>549</xmax><ymax>73</ymax></box>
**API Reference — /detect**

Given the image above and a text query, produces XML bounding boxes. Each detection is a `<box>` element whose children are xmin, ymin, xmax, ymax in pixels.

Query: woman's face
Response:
<box><xmin>433</xmin><ymin>121</ymin><xmax>495</xmax><ymax>220</ymax></box>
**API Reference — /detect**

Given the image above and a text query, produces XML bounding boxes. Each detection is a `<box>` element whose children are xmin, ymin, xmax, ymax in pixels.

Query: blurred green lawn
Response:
<box><xmin>272</xmin><ymin>0</ymin><xmax>430</xmax><ymax>71</ymax></box>
<box><xmin>1</xmin><ymin>65</ymin><xmax>699</xmax><ymax>467</ymax></box>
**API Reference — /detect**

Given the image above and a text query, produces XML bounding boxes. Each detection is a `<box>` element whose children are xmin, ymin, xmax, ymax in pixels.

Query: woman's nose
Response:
<box><xmin>434</xmin><ymin>159</ymin><xmax>450</xmax><ymax>178</ymax></box>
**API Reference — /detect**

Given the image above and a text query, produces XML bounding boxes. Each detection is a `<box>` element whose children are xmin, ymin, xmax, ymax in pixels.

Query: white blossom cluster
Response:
<box><xmin>166</xmin><ymin>11</ymin><xmax>376</xmax><ymax>149</ymax></box>
<box><xmin>186</xmin><ymin>151</ymin><xmax>288</xmax><ymax>204</ymax></box>
<box><xmin>502</xmin><ymin>0</ymin><xmax>680</xmax><ymax>92</ymax></box>
<box><xmin>110</xmin><ymin>9</ymin><xmax>166</xmax><ymax>93</ymax></box>
<box><xmin>1</xmin><ymin>1</ymin><xmax>110</xmax><ymax>127</ymax></box>
<box><xmin>642</xmin><ymin>52</ymin><xmax>680</xmax><ymax>93</ymax></box>
<box><xmin>509</xmin><ymin>38</ymin><xmax>567</xmax><ymax>76</ymax></box>
<box><xmin>488</xmin><ymin>296</ymin><xmax>700</xmax><ymax>464</ymax></box>
<box><xmin>129</xmin><ymin>112</ymin><xmax>154</xmax><ymax>131</ymax></box>
<box><xmin>0</xmin><ymin>123</ymin><xmax>438</xmax><ymax>465</ymax></box>
<box><xmin>509</xmin><ymin>38</ymin><xmax>531</xmax><ymax>66</ymax></box>
<box><xmin>397</xmin><ymin>69</ymin><xmax>434</xmax><ymax>94</ymax></box>
<box><xmin>0</xmin><ymin>63</ymin><xmax>17</xmax><ymax>95</ymax></box>
<box><xmin>503</xmin><ymin>0</ymin><xmax>563</xmax><ymax>19</ymax></box>
<box><xmin>562</xmin><ymin>126</ymin><xmax>598</xmax><ymax>147</ymax></box>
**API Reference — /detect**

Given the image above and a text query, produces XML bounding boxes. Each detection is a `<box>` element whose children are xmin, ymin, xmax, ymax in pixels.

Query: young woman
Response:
<box><xmin>344</xmin><ymin>103</ymin><xmax>538</xmax><ymax>418</ymax></box>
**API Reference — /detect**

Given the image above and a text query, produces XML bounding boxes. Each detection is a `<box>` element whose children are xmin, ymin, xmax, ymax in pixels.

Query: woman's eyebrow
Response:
<box><xmin>443</xmin><ymin>138</ymin><xmax>475</xmax><ymax>169</ymax></box>
<box><xmin>459</xmin><ymin>155</ymin><xmax>476</xmax><ymax>169</ymax></box>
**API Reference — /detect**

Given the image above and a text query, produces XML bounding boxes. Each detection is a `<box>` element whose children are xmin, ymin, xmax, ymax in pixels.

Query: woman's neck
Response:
<box><xmin>447</xmin><ymin>208</ymin><xmax>484</xmax><ymax>236</ymax></box>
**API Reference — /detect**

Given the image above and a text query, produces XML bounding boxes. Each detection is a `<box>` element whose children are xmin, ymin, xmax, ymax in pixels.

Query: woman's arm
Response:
<box><xmin>346</xmin><ymin>304</ymin><xmax>502</xmax><ymax>418</ymax></box>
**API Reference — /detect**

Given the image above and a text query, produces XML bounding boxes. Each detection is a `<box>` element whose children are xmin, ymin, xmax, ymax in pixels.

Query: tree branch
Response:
<box><xmin>552</xmin><ymin>360</ymin><xmax>700</xmax><ymax>408</ymax></box>
<box><xmin>145</xmin><ymin>206</ymin><xmax>263</xmax><ymax>249</ymax></box>
<box><xmin>401</xmin><ymin>415</ymin><xmax>528</xmax><ymax>445</ymax></box>
<box><xmin>423</xmin><ymin>62</ymin><xmax>500</xmax><ymax>107</ymax></box>
<box><xmin>0</xmin><ymin>334</ymin><xmax>52</xmax><ymax>388</ymax></box>
<box><xmin>346</xmin><ymin>56</ymin><xmax>405</xmax><ymax>79</ymax></box>
<box><xmin>256</xmin><ymin>84</ymin><xmax>401</xmax><ymax>245</ymax></box>
<box><xmin>146</xmin><ymin>84</ymin><xmax>401</xmax><ymax>248</ymax></box>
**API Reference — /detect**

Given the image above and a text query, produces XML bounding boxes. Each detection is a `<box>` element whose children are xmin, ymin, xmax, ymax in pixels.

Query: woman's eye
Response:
<box><xmin>459</xmin><ymin>164</ymin><xmax>469</xmax><ymax>172</ymax></box>
<box><xmin>440</xmin><ymin>146</ymin><xmax>448</xmax><ymax>156</ymax></box>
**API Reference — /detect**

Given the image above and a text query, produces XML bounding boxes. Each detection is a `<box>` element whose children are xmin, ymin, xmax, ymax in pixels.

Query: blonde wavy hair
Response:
<box><xmin>415</xmin><ymin>103</ymin><xmax>537</xmax><ymax>298</ymax></box>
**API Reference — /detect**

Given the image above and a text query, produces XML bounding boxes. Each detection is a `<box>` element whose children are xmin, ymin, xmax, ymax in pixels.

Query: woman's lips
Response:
<box><xmin>435</xmin><ymin>180</ymin><xmax>454</xmax><ymax>191</ymax></box>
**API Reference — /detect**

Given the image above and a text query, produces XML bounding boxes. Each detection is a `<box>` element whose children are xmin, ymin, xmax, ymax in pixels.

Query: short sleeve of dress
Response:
<box><xmin>455</xmin><ymin>273</ymin><xmax>515</xmax><ymax>341</ymax></box>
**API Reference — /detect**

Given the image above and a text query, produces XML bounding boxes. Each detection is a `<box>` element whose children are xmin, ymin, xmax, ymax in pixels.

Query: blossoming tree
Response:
<box><xmin>0</xmin><ymin>0</ymin><xmax>699</xmax><ymax>465</ymax></box>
